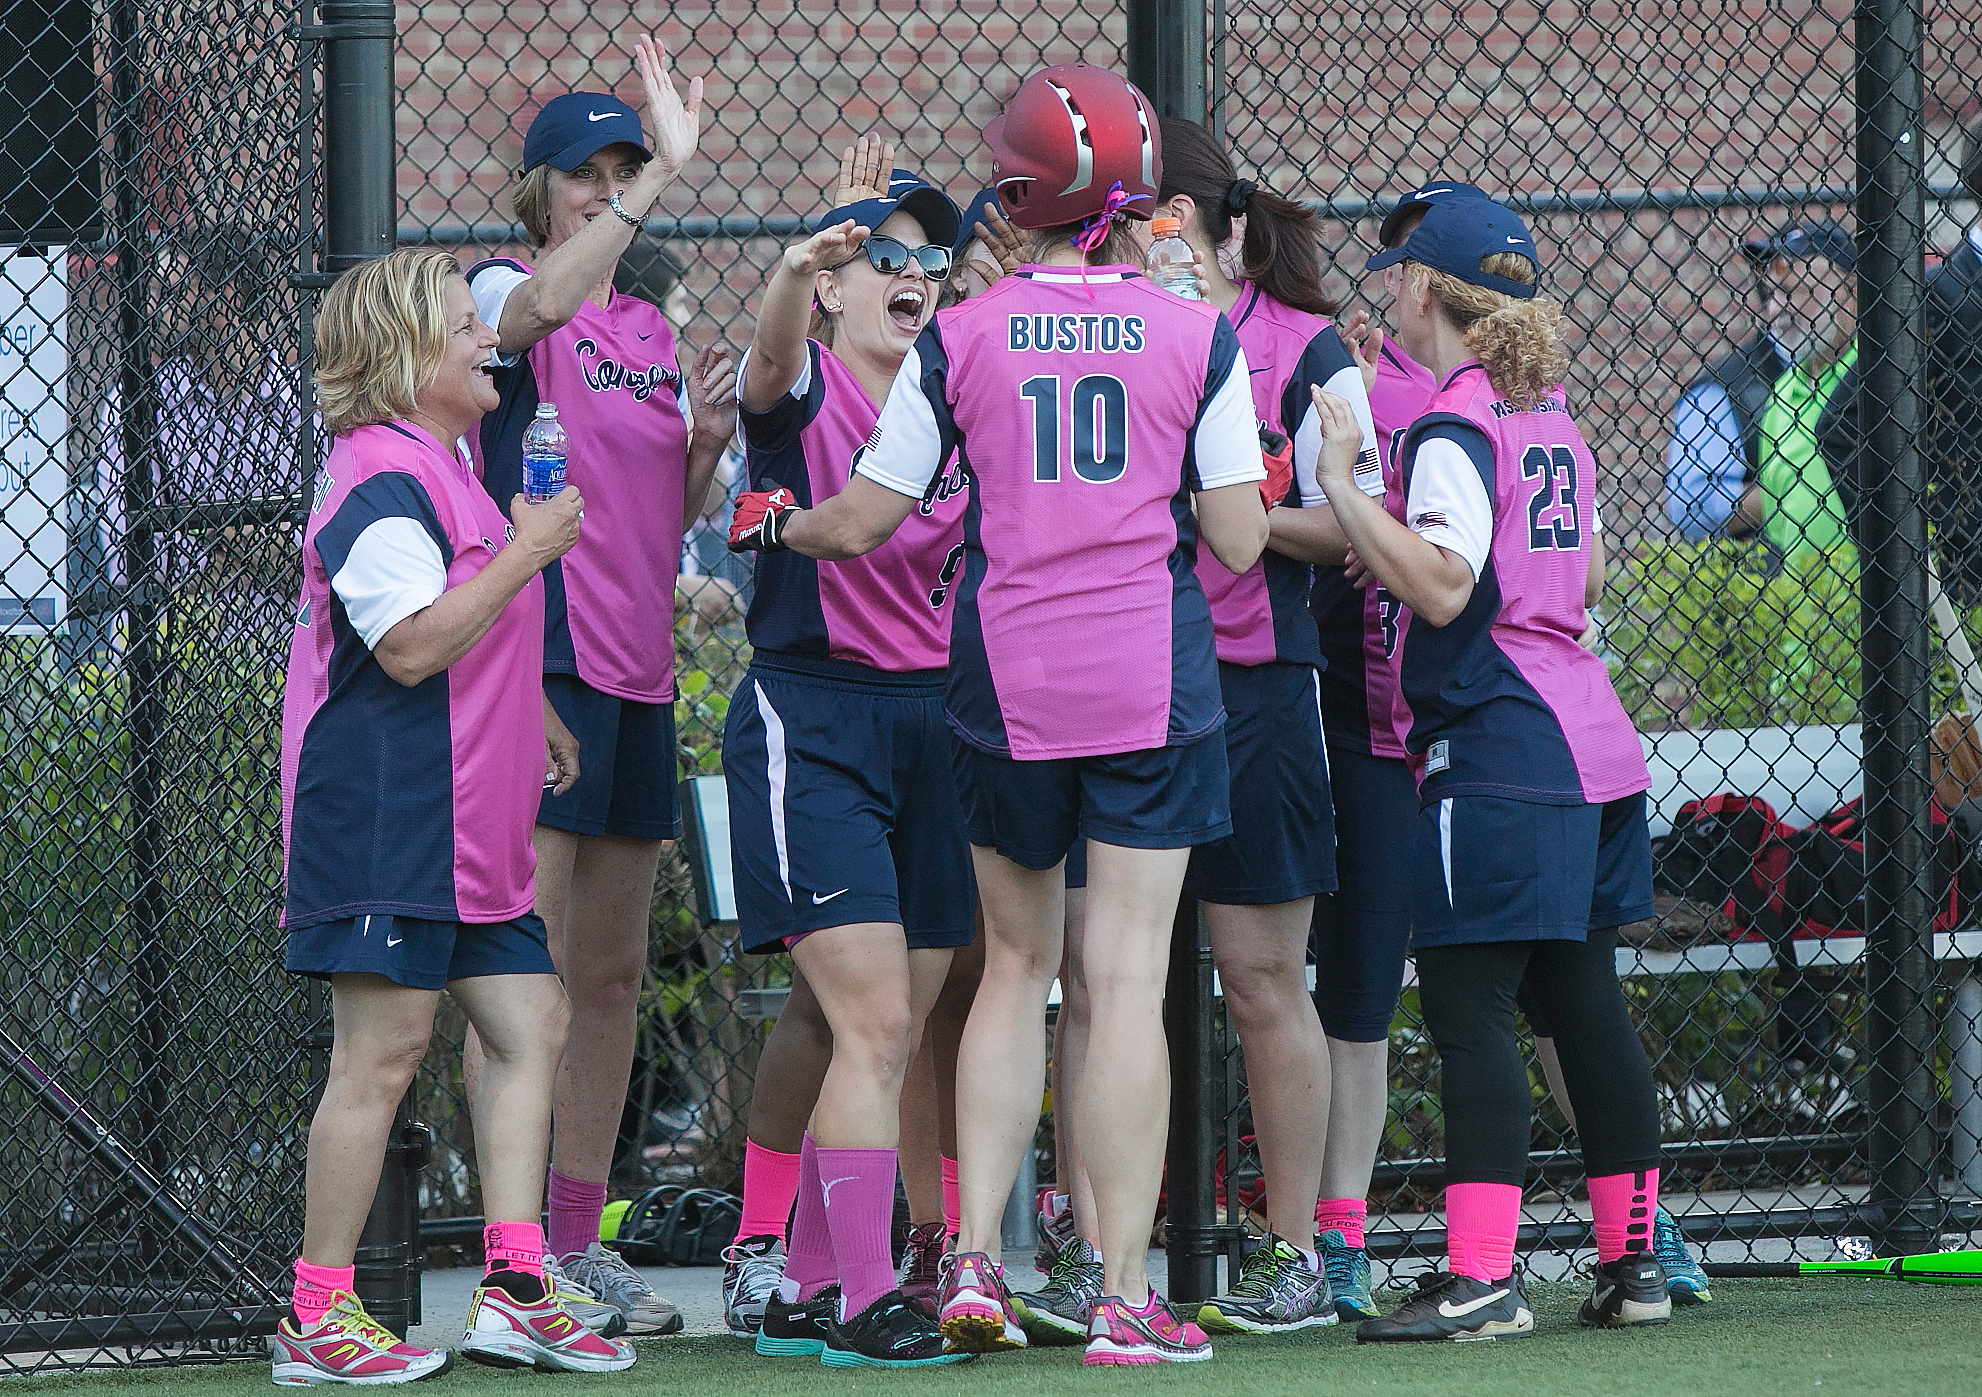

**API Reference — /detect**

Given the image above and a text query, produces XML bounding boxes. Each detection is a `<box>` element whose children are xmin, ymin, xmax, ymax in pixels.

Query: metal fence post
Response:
<box><xmin>310</xmin><ymin>0</ymin><xmax>420</xmax><ymax>1333</ymax></box>
<box><xmin>1129</xmin><ymin>0</ymin><xmax>1220</xmax><ymax>1303</ymax></box>
<box><xmin>1853</xmin><ymin>0</ymin><xmax>1939</xmax><ymax>1257</ymax></box>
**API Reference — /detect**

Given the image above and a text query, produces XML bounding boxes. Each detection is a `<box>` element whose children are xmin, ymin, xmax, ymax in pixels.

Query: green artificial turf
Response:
<box><xmin>9</xmin><ymin>1280</ymin><xmax>1979</xmax><ymax>1397</ymax></box>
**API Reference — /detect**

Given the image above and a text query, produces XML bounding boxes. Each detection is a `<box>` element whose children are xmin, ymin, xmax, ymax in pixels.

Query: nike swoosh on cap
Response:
<box><xmin>1507</xmin><ymin>235</ymin><xmax>1526</xmax><ymax>244</ymax></box>
<box><xmin>1416</xmin><ymin>186</ymin><xmax>1454</xmax><ymax>197</ymax></box>
<box><xmin>587</xmin><ymin>111</ymin><xmax>619</xmax><ymax>122</ymax></box>
<box><xmin>1437</xmin><ymin>1287</ymin><xmax>1509</xmax><ymax>1318</ymax></box>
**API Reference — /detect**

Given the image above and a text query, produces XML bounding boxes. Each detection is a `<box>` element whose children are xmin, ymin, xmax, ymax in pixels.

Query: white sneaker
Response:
<box><xmin>721</xmin><ymin>1235</ymin><xmax>787</xmax><ymax>1337</ymax></box>
<box><xmin>542</xmin><ymin>1254</ymin><xmax>628</xmax><ymax>1336</ymax></box>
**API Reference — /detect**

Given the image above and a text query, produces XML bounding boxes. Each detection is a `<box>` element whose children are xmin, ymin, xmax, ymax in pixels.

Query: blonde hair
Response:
<box><xmin>1408</xmin><ymin>253</ymin><xmax>1568</xmax><ymax>412</ymax></box>
<box><xmin>1025</xmin><ymin>219</ymin><xmax>1145</xmax><ymax>269</ymax></box>
<box><xmin>511</xmin><ymin>165</ymin><xmax>553</xmax><ymax>249</ymax></box>
<box><xmin>315</xmin><ymin>248</ymin><xmax>461</xmax><ymax>436</ymax></box>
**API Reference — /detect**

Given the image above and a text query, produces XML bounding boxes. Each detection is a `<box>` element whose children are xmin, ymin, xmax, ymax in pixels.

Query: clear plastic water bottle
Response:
<box><xmin>1146</xmin><ymin>216</ymin><xmax>1202</xmax><ymax>300</ymax></box>
<box><xmin>520</xmin><ymin>403</ymin><xmax>568</xmax><ymax>501</ymax></box>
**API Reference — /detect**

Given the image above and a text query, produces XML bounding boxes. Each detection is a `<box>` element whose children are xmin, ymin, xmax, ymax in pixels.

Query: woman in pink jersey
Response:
<box><xmin>276</xmin><ymin>250</ymin><xmax>633</xmax><ymax>1382</ymax></box>
<box><xmin>719</xmin><ymin>140</ymin><xmax>973</xmax><ymax>1368</ymax></box>
<box><xmin>731</xmin><ymin>64</ymin><xmax>1270</xmax><ymax>1367</ymax></box>
<box><xmin>462</xmin><ymin>33</ymin><xmax>731</xmax><ymax>1333</ymax></box>
<box><xmin>1312</xmin><ymin>198</ymin><xmax>1670</xmax><ymax>1343</ymax></box>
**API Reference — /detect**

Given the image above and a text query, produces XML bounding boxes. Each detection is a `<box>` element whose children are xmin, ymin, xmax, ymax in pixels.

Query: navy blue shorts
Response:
<box><xmin>284</xmin><ymin>912</ymin><xmax>554</xmax><ymax>990</ymax></box>
<box><xmin>1185</xmin><ymin>662</ymin><xmax>1336</xmax><ymax>905</ymax></box>
<box><xmin>1311</xmin><ymin>748</ymin><xmax>1418</xmax><ymax>1041</ymax></box>
<box><xmin>538</xmin><ymin>673</ymin><xmax>681</xmax><ymax>840</ymax></box>
<box><xmin>953</xmin><ymin>728</ymin><xmax>1231</xmax><ymax>871</ymax></box>
<box><xmin>1410</xmin><ymin>791</ymin><xmax>1655</xmax><ymax>949</ymax></box>
<box><xmin>725</xmin><ymin>656</ymin><xmax>975</xmax><ymax>955</ymax></box>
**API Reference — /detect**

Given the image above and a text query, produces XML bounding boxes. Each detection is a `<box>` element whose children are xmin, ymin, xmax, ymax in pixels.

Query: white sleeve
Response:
<box><xmin>330</xmin><ymin>517</ymin><xmax>448</xmax><ymax>649</ymax></box>
<box><xmin>853</xmin><ymin>344</ymin><xmax>946</xmax><ymax>498</ymax></box>
<box><xmin>1593</xmin><ymin>501</ymin><xmax>1605</xmax><ymax>536</ymax></box>
<box><xmin>1294</xmin><ymin>364</ymin><xmax>1383</xmax><ymax>507</ymax></box>
<box><xmin>469</xmin><ymin>264</ymin><xmax>532</xmax><ymax>367</ymax></box>
<box><xmin>1191</xmin><ymin>346</ymin><xmax>1269</xmax><ymax>489</ymax></box>
<box><xmin>1406</xmin><ymin>437</ymin><xmax>1495</xmax><ymax>581</ymax></box>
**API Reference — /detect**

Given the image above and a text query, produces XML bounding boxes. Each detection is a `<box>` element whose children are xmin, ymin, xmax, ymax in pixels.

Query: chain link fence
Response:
<box><xmin>3</xmin><ymin>0</ymin><xmax>1980</xmax><ymax>1370</ymax></box>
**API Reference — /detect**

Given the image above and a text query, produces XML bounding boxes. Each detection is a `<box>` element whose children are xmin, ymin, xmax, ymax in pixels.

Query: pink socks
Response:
<box><xmin>1444</xmin><ymin>1182</ymin><xmax>1521</xmax><ymax>1282</ymax></box>
<box><xmin>1589</xmin><ymin>1168</ymin><xmax>1660</xmax><ymax>1264</ymax></box>
<box><xmin>547</xmin><ymin>1166</ymin><xmax>607</xmax><ymax>1262</ymax></box>
<box><xmin>291</xmin><ymin>1258</ymin><xmax>352</xmax><ymax>1329</ymax></box>
<box><xmin>735</xmin><ymin>1138</ymin><xmax>803</xmax><ymax>1245</ymax></box>
<box><xmin>483</xmin><ymin>1220</ymin><xmax>548</xmax><ymax>1302</ymax></box>
<box><xmin>784</xmin><ymin>1135</ymin><xmax>837</xmax><ymax>1301</ymax></box>
<box><xmin>941</xmin><ymin>1156</ymin><xmax>961</xmax><ymax>1237</ymax></box>
<box><xmin>1315</xmin><ymin>1197</ymin><xmax>1367</xmax><ymax>1249</ymax></box>
<box><xmin>817</xmin><ymin>1145</ymin><xmax>900</xmax><ymax>1320</ymax></box>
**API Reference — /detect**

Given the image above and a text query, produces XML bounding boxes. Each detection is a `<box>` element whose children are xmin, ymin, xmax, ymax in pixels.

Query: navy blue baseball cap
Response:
<box><xmin>1366</xmin><ymin>198</ymin><xmax>1540</xmax><ymax>299</ymax></box>
<box><xmin>953</xmin><ymin>188</ymin><xmax>1004</xmax><ymax>258</ymax></box>
<box><xmin>522</xmin><ymin>93</ymin><xmax>652</xmax><ymax>174</ymax></box>
<box><xmin>818</xmin><ymin>168</ymin><xmax>961</xmax><ymax>251</ymax></box>
<box><xmin>1744</xmin><ymin>220</ymin><xmax>1856</xmax><ymax>272</ymax></box>
<box><xmin>1378</xmin><ymin>179</ymin><xmax>1491</xmax><ymax>247</ymax></box>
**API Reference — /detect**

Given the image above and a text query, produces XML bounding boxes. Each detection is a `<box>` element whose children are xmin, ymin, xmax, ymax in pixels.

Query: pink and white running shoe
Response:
<box><xmin>269</xmin><ymin>1293</ymin><xmax>453</xmax><ymax>1386</ymax></box>
<box><xmin>1084</xmin><ymin>1292</ymin><xmax>1213</xmax><ymax>1366</ymax></box>
<box><xmin>936</xmin><ymin>1251</ymin><xmax>1026</xmax><ymax>1352</ymax></box>
<box><xmin>459</xmin><ymin>1282</ymin><xmax>637</xmax><ymax>1373</ymax></box>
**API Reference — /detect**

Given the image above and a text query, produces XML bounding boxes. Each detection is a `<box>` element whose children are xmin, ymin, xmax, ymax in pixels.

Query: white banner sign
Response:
<box><xmin>0</xmin><ymin>246</ymin><xmax>69</xmax><ymax>635</ymax></box>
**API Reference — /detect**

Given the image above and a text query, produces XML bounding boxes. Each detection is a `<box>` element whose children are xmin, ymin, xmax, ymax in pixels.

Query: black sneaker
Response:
<box><xmin>754</xmin><ymin>1284</ymin><xmax>839</xmax><ymax>1357</ymax></box>
<box><xmin>1578</xmin><ymin>1254</ymin><xmax>1672</xmax><ymax>1328</ymax></box>
<box><xmin>821</xmin><ymin>1289</ymin><xmax>969</xmax><ymax>1368</ymax></box>
<box><xmin>1355</xmin><ymin>1269</ymin><xmax>1534</xmax><ymax>1343</ymax></box>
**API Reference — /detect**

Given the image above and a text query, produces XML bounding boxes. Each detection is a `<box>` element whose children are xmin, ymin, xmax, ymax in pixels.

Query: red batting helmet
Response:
<box><xmin>983</xmin><ymin>64</ymin><xmax>1162</xmax><ymax>230</ymax></box>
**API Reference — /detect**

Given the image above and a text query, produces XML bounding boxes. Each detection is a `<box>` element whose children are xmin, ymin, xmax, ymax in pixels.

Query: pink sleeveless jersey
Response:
<box><xmin>1395</xmin><ymin>362</ymin><xmax>1649</xmax><ymax>805</ymax></box>
<box><xmin>467</xmin><ymin>259</ymin><xmax>689</xmax><ymax>702</ymax></box>
<box><xmin>282</xmin><ymin>422</ymin><xmax>546</xmax><ymax>926</ymax></box>
<box><xmin>853</xmin><ymin>266</ymin><xmax>1265</xmax><ymax>759</ymax></box>
<box><xmin>1313</xmin><ymin>341</ymin><xmax>1437</xmax><ymax>758</ymax></box>
<box><xmin>738</xmin><ymin>340</ymin><xmax>966</xmax><ymax>672</ymax></box>
<box><xmin>1195</xmin><ymin>284</ymin><xmax>1376</xmax><ymax>667</ymax></box>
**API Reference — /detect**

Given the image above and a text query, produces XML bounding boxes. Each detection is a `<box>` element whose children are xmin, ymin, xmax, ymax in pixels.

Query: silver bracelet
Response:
<box><xmin>607</xmin><ymin>192</ymin><xmax>644</xmax><ymax>229</ymax></box>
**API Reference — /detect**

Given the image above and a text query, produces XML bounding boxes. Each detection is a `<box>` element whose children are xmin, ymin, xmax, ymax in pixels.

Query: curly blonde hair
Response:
<box><xmin>1408</xmin><ymin>253</ymin><xmax>1568</xmax><ymax>411</ymax></box>
<box><xmin>314</xmin><ymin>249</ymin><xmax>461</xmax><ymax>436</ymax></box>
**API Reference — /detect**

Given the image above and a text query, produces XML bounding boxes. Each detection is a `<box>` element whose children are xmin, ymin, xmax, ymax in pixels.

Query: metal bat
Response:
<box><xmin>1703</xmin><ymin>1249</ymin><xmax>1982</xmax><ymax>1285</ymax></box>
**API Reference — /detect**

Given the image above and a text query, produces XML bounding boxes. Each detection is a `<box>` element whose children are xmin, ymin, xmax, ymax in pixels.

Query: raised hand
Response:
<box><xmin>783</xmin><ymin>220</ymin><xmax>869</xmax><ymax>278</ymax></box>
<box><xmin>633</xmin><ymin>33</ymin><xmax>703</xmax><ymax>180</ymax></box>
<box><xmin>684</xmin><ymin>343</ymin><xmax>738</xmax><ymax>445</ymax></box>
<box><xmin>973</xmin><ymin>200</ymin><xmax>1028</xmax><ymax>277</ymax></box>
<box><xmin>1335</xmin><ymin>309</ymin><xmax>1382</xmax><ymax>393</ymax></box>
<box><xmin>835</xmin><ymin>133</ymin><xmax>896</xmax><ymax>206</ymax></box>
<box><xmin>1310</xmin><ymin>387</ymin><xmax>1365</xmax><ymax>499</ymax></box>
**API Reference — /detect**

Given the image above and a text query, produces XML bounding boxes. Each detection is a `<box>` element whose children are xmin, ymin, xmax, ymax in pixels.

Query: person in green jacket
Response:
<box><xmin>1727</xmin><ymin>222</ymin><xmax>1859</xmax><ymax>557</ymax></box>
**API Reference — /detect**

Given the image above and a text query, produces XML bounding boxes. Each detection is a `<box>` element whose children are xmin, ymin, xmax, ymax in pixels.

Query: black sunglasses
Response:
<box><xmin>852</xmin><ymin>235</ymin><xmax>952</xmax><ymax>281</ymax></box>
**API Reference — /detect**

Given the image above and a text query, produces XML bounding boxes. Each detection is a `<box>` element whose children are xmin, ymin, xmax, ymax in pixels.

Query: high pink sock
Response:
<box><xmin>547</xmin><ymin>1166</ymin><xmax>607</xmax><ymax>1262</ymax></box>
<box><xmin>1588</xmin><ymin>1168</ymin><xmax>1660</xmax><ymax>1264</ymax></box>
<box><xmin>784</xmin><ymin>1135</ymin><xmax>837</xmax><ymax>1301</ymax></box>
<box><xmin>1444</xmin><ymin>1182</ymin><xmax>1521</xmax><ymax>1282</ymax></box>
<box><xmin>292</xmin><ymin>1258</ymin><xmax>352</xmax><ymax>1329</ymax></box>
<box><xmin>735</xmin><ymin>1138</ymin><xmax>803</xmax><ymax>1245</ymax></box>
<box><xmin>1315</xmin><ymin>1197</ymin><xmax>1368</xmax><ymax>1249</ymax></box>
<box><xmin>817</xmin><ymin>1145</ymin><xmax>901</xmax><ymax>1320</ymax></box>
<box><xmin>941</xmin><ymin>1156</ymin><xmax>961</xmax><ymax>1237</ymax></box>
<box><xmin>483</xmin><ymin>1219</ymin><xmax>546</xmax><ymax>1280</ymax></box>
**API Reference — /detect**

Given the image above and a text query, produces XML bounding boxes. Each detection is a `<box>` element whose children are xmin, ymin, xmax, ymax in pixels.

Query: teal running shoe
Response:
<box><xmin>1319</xmin><ymin>1229</ymin><xmax>1379</xmax><ymax>1322</ymax></box>
<box><xmin>1652</xmin><ymin>1207</ymin><xmax>1712</xmax><ymax>1305</ymax></box>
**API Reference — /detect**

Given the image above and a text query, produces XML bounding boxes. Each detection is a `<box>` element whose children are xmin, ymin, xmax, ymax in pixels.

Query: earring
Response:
<box><xmin>824</xmin><ymin>300</ymin><xmax>843</xmax><ymax>313</ymax></box>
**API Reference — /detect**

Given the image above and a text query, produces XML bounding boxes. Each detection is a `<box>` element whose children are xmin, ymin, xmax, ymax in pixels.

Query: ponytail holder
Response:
<box><xmin>1072</xmin><ymin>181</ymin><xmax>1134</xmax><ymax>252</ymax></box>
<box><xmin>1224</xmin><ymin>179</ymin><xmax>1257</xmax><ymax>217</ymax></box>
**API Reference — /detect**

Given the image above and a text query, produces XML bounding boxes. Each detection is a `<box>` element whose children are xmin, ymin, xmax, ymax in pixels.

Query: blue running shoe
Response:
<box><xmin>1652</xmin><ymin>1207</ymin><xmax>1712</xmax><ymax>1305</ymax></box>
<box><xmin>1319</xmin><ymin>1229</ymin><xmax>1379</xmax><ymax>1322</ymax></box>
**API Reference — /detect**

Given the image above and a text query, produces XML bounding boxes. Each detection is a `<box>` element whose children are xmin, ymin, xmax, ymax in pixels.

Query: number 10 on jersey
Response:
<box><xmin>1021</xmin><ymin>374</ymin><xmax>1128</xmax><ymax>484</ymax></box>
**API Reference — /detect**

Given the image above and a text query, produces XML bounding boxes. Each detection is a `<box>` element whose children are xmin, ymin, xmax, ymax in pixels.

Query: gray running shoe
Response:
<box><xmin>542</xmin><ymin>1255</ymin><xmax>628</xmax><ymax>1338</ymax></box>
<box><xmin>1011</xmin><ymin>1235</ymin><xmax>1104</xmax><ymax>1345</ymax></box>
<box><xmin>721</xmin><ymin>1235</ymin><xmax>786</xmax><ymax>1337</ymax></box>
<box><xmin>557</xmin><ymin>1240</ymin><xmax>684</xmax><ymax>1336</ymax></box>
<box><xmin>1197</xmin><ymin>1234</ymin><xmax>1336</xmax><ymax>1334</ymax></box>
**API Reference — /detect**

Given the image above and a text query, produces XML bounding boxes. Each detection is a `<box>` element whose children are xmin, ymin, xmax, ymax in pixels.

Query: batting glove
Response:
<box><xmin>728</xmin><ymin>488</ymin><xmax>799</xmax><ymax>553</ymax></box>
<box><xmin>1258</xmin><ymin>427</ymin><xmax>1294</xmax><ymax>510</ymax></box>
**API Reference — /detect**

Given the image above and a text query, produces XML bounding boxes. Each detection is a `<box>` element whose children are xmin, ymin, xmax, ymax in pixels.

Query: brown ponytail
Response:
<box><xmin>1156</xmin><ymin>118</ymin><xmax>1337</xmax><ymax>317</ymax></box>
<box><xmin>1410</xmin><ymin>253</ymin><xmax>1568</xmax><ymax>412</ymax></box>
